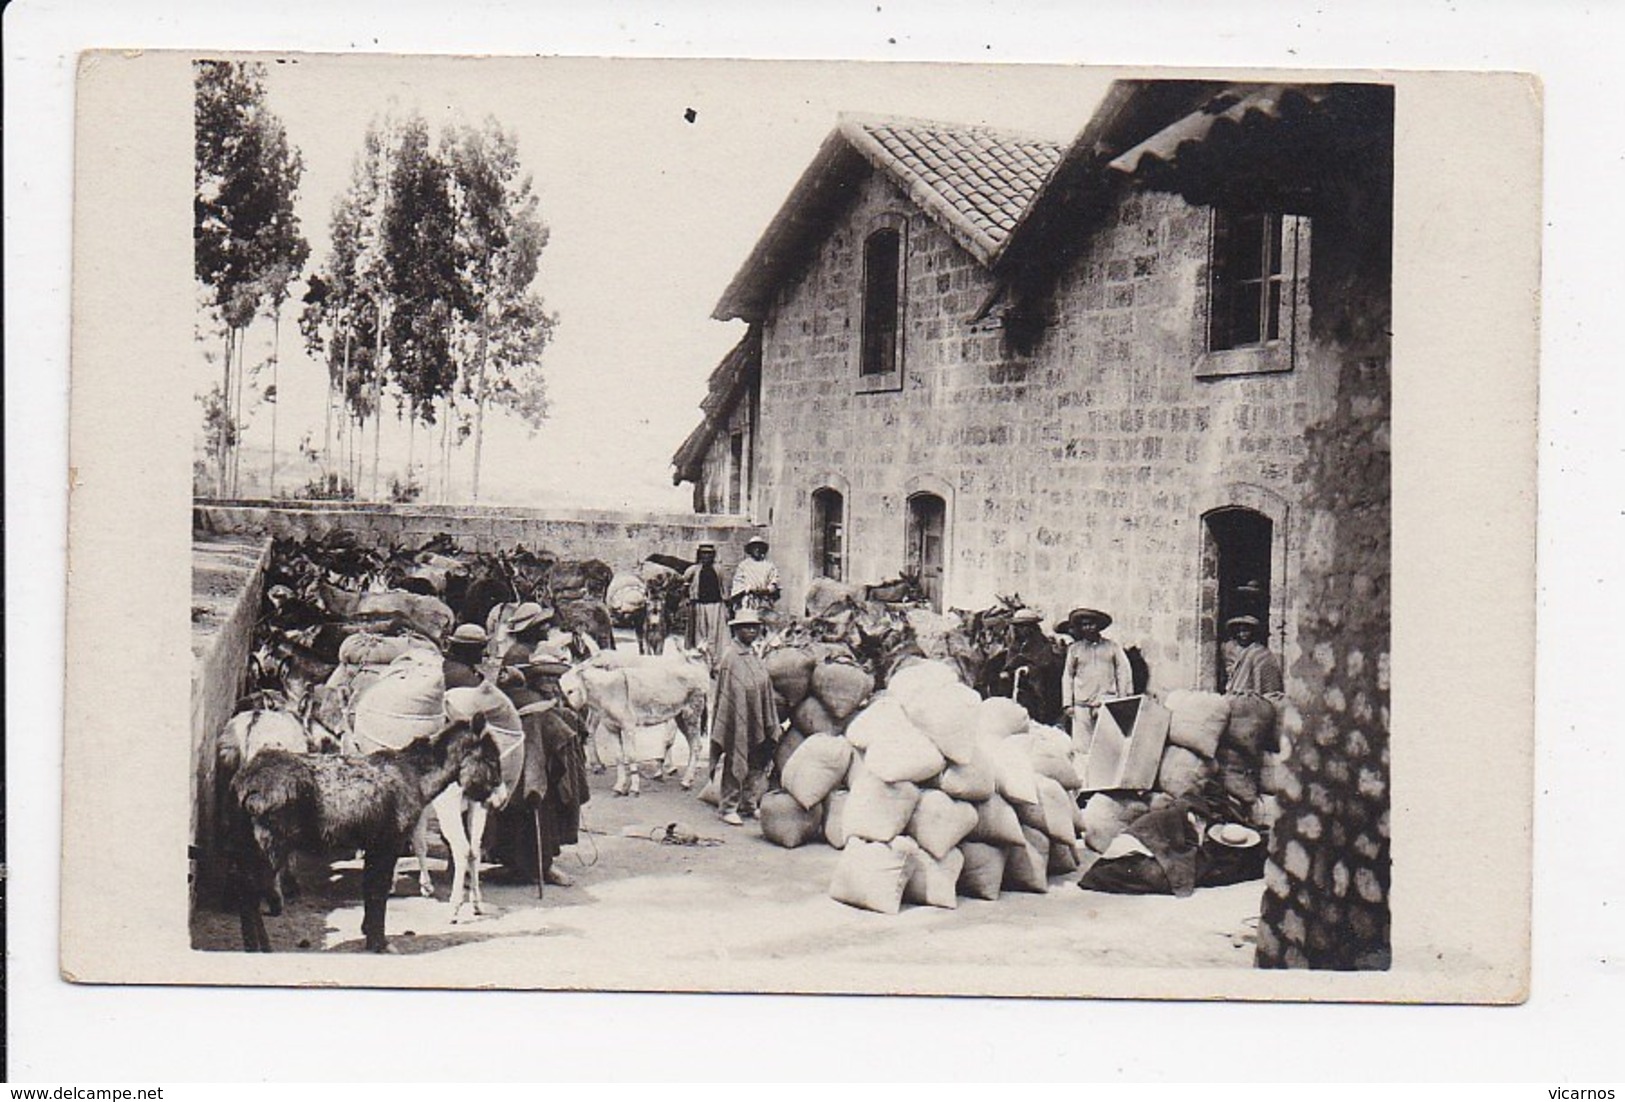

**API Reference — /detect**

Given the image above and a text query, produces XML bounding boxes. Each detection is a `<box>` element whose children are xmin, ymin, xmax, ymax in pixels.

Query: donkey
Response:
<box><xmin>228</xmin><ymin>715</ymin><xmax>502</xmax><ymax>953</ymax></box>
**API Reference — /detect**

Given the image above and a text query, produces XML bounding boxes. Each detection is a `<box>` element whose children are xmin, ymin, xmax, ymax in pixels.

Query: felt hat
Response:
<box><xmin>744</xmin><ymin>536</ymin><xmax>769</xmax><ymax>552</ymax></box>
<box><xmin>1225</xmin><ymin>614</ymin><xmax>1263</xmax><ymax>631</ymax></box>
<box><xmin>1065</xmin><ymin>607</ymin><xmax>1112</xmax><ymax>630</ymax></box>
<box><xmin>449</xmin><ymin>623</ymin><xmax>488</xmax><ymax>647</ymax></box>
<box><xmin>728</xmin><ymin>607</ymin><xmax>765</xmax><ymax>629</ymax></box>
<box><xmin>508</xmin><ymin>602</ymin><xmax>551</xmax><ymax>633</ymax></box>
<box><xmin>1010</xmin><ymin>608</ymin><xmax>1043</xmax><ymax>625</ymax></box>
<box><xmin>1206</xmin><ymin>822</ymin><xmax>1263</xmax><ymax>849</ymax></box>
<box><xmin>696</xmin><ymin>542</ymin><xmax>717</xmax><ymax>555</ymax></box>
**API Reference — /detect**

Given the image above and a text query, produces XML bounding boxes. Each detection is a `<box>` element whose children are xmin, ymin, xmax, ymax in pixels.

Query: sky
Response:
<box><xmin>200</xmin><ymin>55</ymin><xmax>1112</xmax><ymax>512</ymax></box>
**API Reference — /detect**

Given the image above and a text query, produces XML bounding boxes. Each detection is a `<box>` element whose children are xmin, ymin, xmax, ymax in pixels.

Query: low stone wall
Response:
<box><xmin>190</xmin><ymin>535</ymin><xmax>271</xmax><ymax>903</ymax></box>
<box><xmin>194</xmin><ymin>499</ymin><xmax>764</xmax><ymax>572</ymax></box>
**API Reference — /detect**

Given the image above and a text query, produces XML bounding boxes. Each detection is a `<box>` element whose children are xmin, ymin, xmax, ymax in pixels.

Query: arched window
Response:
<box><xmin>811</xmin><ymin>488</ymin><xmax>845</xmax><ymax>581</ymax></box>
<box><xmin>861</xmin><ymin>228</ymin><xmax>902</xmax><ymax>377</ymax></box>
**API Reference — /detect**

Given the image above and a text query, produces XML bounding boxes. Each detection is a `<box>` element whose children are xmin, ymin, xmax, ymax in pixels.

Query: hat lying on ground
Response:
<box><xmin>449</xmin><ymin>623</ymin><xmax>488</xmax><ymax>646</ymax></box>
<box><xmin>1206</xmin><ymin>822</ymin><xmax>1263</xmax><ymax>848</ymax></box>
<box><xmin>1010</xmin><ymin>608</ymin><xmax>1044</xmax><ymax>625</ymax></box>
<box><xmin>729</xmin><ymin>608</ymin><xmax>765</xmax><ymax>629</ymax></box>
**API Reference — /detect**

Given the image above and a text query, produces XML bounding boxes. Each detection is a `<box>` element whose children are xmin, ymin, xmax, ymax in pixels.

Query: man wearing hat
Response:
<box><xmin>443</xmin><ymin>623</ymin><xmax>491</xmax><ymax>690</ymax></box>
<box><xmin>1059</xmin><ymin>607</ymin><xmax>1133</xmax><ymax>754</ymax></box>
<box><xmin>496</xmin><ymin>601</ymin><xmax>555</xmax><ymax>669</ymax></box>
<box><xmin>490</xmin><ymin>646</ymin><xmax>589</xmax><ymax>888</ymax></box>
<box><xmin>710</xmin><ymin>607</ymin><xmax>780</xmax><ymax>826</ymax></box>
<box><xmin>983</xmin><ymin>608</ymin><xmax>1063</xmax><ymax>726</ymax></box>
<box><xmin>681</xmin><ymin>543</ymin><xmax>730</xmax><ymax>668</ymax></box>
<box><xmin>1222</xmin><ymin>615</ymin><xmax>1284</xmax><ymax>698</ymax></box>
<box><xmin>728</xmin><ymin>536</ymin><xmax>780</xmax><ymax>615</ymax></box>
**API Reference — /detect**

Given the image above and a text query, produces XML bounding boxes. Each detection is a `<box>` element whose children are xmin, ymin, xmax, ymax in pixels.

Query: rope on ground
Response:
<box><xmin>580</xmin><ymin>821</ymin><xmax>727</xmax><ymax>847</ymax></box>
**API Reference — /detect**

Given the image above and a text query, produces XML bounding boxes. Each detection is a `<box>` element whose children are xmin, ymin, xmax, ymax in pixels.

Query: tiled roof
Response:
<box><xmin>671</xmin><ymin>327</ymin><xmax>760</xmax><ymax>484</ymax></box>
<box><xmin>841</xmin><ymin>115</ymin><xmax>1065</xmax><ymax>264</ymax></box>
<box><xmin>712</xmin><ymin>114</ymin><xmax>1064</xmax><ymax>322</ymax></box>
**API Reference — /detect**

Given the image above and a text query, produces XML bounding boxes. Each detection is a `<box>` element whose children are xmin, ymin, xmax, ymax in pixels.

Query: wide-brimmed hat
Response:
<box><xmin>729</xmin><ymin>608</ymin><xmax>765</xmax><ymax>629</ymax></box>
<box><xmin>1225</xmin><ymin>614</ymin><xmax>1263</xmax><ymax>631</ymax></box>
<box><xmin>509</xmin><ymin>602</ymin><xmax>552</xmax><ymax>633</ymax></box>
<box><xmin>1206</xmin><ymin>822</ymin><xmax>1263</xmax><ymax>849</ymax></box>
<box><xmin>524</xmin><ymin>650</ymin><xmax>572</xmax><ymax>678</ymax></box>
<box><xmin>1010</xmin><ymin>608</ymin><xmax>1044</xmax><ymax>626</ymax></box>
<box><xmin>744</xmin><ymin>536</ymin><xmax>769</xmax><ymax>552</ymax></box>
<box><xmin>448</xmin><ymin>623</ymin><xmax>488</xmax><ymax>647</ymax></box>
<box><xmin>1064</xmin><ymin>607</ymin><xmax>1112</xmax><ymax>631</ymax></box>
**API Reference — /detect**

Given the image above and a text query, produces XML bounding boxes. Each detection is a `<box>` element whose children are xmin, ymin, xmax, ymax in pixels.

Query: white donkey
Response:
<box><xmin>559</xmin><ymin>649</ymin><xmax>709</xmax><ymax>797</ymax></box>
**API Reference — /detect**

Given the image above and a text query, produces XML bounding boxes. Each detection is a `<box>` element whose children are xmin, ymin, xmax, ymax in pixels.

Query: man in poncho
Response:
<box><xmin>490</xmin><ymin>646</ymin><xmax>591</xmax><ymax>888</ymax></box>
<box><xmin>1222</xmin><ymin>615</ymin><xmax>1285</xmax><ymax>699</ymax></box>
<box><xmin>710</xmin><ymin>607</ymin><xmax>780</xmax><ymax>826</ymax></box>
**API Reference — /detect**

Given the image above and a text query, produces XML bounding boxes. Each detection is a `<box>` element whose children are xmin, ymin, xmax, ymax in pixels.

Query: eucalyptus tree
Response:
<box><xmin>445</xmin><ymin>119</ymin><xmax>556</xmax><ymax>500</ymax></box>
<box><xmin>194</xmin><ymin>59</ymin><xmax>307</xmax><ymax>496</ymax></box>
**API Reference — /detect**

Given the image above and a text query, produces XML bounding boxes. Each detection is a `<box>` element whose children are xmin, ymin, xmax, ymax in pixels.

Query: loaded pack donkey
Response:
<box><xmin>228</xmin><ymin>714</ymin><xmax>501</xmax><ymax>953</ymax></box>
<box><xmin>560</xmin><ymin>649</ymin><xmax>709</xmax><ymax>797</ymax></box>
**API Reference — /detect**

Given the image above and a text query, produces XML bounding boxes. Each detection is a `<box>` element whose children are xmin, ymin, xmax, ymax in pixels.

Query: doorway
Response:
<box><xmin>1202</xmin><ymin>506</ymin><xmax>1274</xmax><ymax>689</ymax></box>
<box><xmin>811</xmin><ymin>487</ymin><xmax>845</xmax><ymax>581</ymax></box>
<box><xmin>906</xmin><ymin>492</ymin><xmax>946</xmax><ymax>611</ymax></box>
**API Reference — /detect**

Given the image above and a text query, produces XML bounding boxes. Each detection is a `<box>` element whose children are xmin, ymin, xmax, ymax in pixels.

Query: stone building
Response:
<box><xmin>675</xmin><ymin>81</ymin><xmax>1393</xmax><ymax>968</ymax></box>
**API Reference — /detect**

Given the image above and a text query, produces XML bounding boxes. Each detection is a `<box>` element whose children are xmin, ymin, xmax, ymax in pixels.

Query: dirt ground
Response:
<box><xmin>191</xmin><ymin>756</ymin><xmax>1265</xmax><ymax>981</ymax></box>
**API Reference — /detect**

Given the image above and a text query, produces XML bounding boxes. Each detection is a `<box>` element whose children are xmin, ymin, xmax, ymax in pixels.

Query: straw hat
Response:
<box><xmin>508</xmin><ymin>602</ymin><xmax>552</xmax><ymax>633</ymax></box>
<box><xmin>1010</xmin><ymin>608</ymin><xmax>1043</xmax><ymax>626</ymax></box>
<box><xmin>1225</xmin><ymin>614</ymin><xmax>1263</xmax><ymax>631</ymax></box>
<box><xmin>744</xmin><ymin>536</ymin><xmax>769</xmax><ymax>552</ymax></box>
<box><xmin>1059</xmin><ymin>607</ymin><xmax>1112</xmax><ymax>632</ymax></box>
<box><xmin>449</xmin><ymin>623</ymin><xmax>488</xmax><ymax>647</ymax></box>
<box><xmin>728</xmin><ymin>607</ymin><xmax>765</xmax><ymax>629</ymax></box>
<box><xmin>1206</xmin><ymin>822</ymin><xmax>1263</xmax><ymax>849</ymax></box>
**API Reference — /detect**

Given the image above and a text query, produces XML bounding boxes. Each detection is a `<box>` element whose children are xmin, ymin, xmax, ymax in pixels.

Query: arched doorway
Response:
<box><xmin>906</xmin><ymin>492</ymin><xmax>947</xmax><ymax>611</ymax></box>
<box><xmin>1201</xmin><ymin>506</ymin><xmax>1274</xmax><ymax>690</ymax></box>
<box><xmin>811</xmin><ymin>487</ymin><xmax>845</xmax><ymax>581</ymax></box>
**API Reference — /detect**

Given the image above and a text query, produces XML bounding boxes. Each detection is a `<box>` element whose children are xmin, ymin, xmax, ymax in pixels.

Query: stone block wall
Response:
<box><xmin>194</xmin><ymin>500</ymin><xmax>764</xmax><ymax>575</ymax></box>
<box><xmin>1256</xmin><ymin>208</ymin><xmax>1392</xmax><ymax>970</ymax></box>
<box><xmin>752</xmin><ymin>171</ymin><xmax>1332</xmax><ymax>695</ymax></box>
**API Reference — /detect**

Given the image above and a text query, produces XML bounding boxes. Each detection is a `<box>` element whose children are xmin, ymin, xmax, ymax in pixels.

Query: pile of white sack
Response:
<box><xmin>757</xmin><ymin>658</ymin><xmax>1089</xmax><ymax>915</ymax></box>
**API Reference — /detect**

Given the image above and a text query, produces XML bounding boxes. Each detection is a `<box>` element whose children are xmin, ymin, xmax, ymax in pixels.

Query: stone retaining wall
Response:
<box><xmin>190</xmin><ymin>536</ymin><xmax>271</xmax><ymax>902</ymax></box>
<box><xmin>194</xmin><ymin>499</ymin><xmax>765</xmax><ymax>572</ymax></box>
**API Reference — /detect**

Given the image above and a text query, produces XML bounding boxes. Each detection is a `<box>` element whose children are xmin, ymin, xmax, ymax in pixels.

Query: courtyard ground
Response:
<box><xmin>192</xmin><ymin>747</ymin><xmax>1265</xmax><ymax>989</ymax></box>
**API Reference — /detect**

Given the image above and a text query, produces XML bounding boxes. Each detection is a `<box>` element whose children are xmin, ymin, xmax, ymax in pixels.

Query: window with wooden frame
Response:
<box><xmin>1200</xmin><ymin>210</ymin><xmax>1307</xmax><ymax>377</ymax></box>
<box><xmin>857</xmin><ymin>220</ymin><xmax>906</xmax><ymax>392</ymax></box>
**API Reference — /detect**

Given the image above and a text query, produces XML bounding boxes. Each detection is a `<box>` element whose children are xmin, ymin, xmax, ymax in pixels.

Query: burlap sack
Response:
<box><xmin>1002</xmin><ymin>826</ymin><xmax>1051</xmax><ymax>893</ymax></box>
<box><xmin>1165</xmin><ymin>690</ymin><xmax>1231</xmax><ymax>757</ymax></box>
<box><xmin>907</xmin><ymin>790</ymin><xmax>979</xmax><ymax>860</ymax></box>
<box><xmin>759</xmin><ymin>790</ymin><xmax>826</xmax><ymax>849</ymax></box>
<box><xmin>967</xmin><ymin>792</ymin><xmax>1027</xmax><ymax>848</ymax></box>
<box><xmin>903</xmin><ymin>847</ymin><xmax>965</xmax><ymax>910</ymax></box>
<box><xmin>843</xmin><ymin>770</ymin><xmax>921</xmax><ymax>844</ymax></box>
<box><xmin>956</xmin><ymin>842</ymin><xmax>1006</xmax><ymax>901</ymax></box>
<box><xmin>781</xmin><ymin>733</ymin><xmax>854</xmax><ymax>811</ymax></box>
